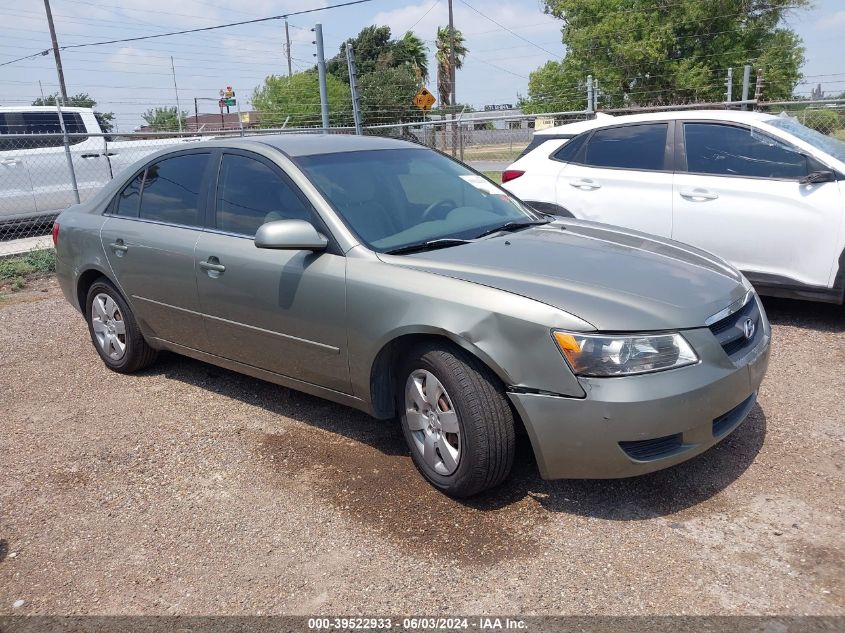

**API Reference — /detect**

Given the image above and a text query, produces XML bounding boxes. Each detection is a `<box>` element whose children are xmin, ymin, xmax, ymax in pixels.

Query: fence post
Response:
<box><xmin>753</xmin><ymin>68</ymin><xmax>764</xmax><ymax>111</ymax></box>
<box><xmin>55</xmin><ymin>101</ymin><xmax>80</xmax><ymax>205</ymax></box>
<box><xmin>725</xmin><ymin>67</ymin><xmax>733</xmax><ymax>104</ymax></box>
<box><xmin>314</xmin><ymin>23</ymin><xmax>330</xmax><ymax>133</ymax></box>
<box><xmin>346</xmin><ymin>42</ymin><xmax>363</xmax><ymax>135</ymax></box>
<box><xmin>586</xmin><ymin>75</ymin><xmax>594</xmax><ymax>114</ymax></box>
<box><xmin>741</xmin><ymin>65</ymin><xmax>751</xmax><ymax>111</ymax></box>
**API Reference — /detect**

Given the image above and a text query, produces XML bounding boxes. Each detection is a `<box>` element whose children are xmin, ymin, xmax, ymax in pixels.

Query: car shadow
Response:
<box><xmin>143</xmin><ymin>353</ymin><xmax>766</xmax><ymax>520</ymax></box>
<box><xmin>761</xmin><ymin>296</ymin><xmax>843</xmax><ymax>333</ymax></box>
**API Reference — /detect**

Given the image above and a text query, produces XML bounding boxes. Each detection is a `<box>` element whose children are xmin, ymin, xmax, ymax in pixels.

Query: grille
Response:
<box><xmin>619</xmin><ymin>433</ymin><xmax>683</xmax><ymax>461</ymax></box>
<box><xmin>708</xmin><ymin>296</ymin><xmax>762</xmax><ymax>363</ymax></box>
<box><xmin>712</xmin><ymin>393</ymin><xmax>756</xmax><ymax>438</ymax></box>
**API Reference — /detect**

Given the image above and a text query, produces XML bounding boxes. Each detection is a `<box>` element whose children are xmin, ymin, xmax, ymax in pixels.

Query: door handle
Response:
<box><xmin>679</xmin><ymin>188</ymin><xmax>719</xmax><ymax>201</ymax></box>
<box><xmin>570</xmin><ymin>178</ymin><xmax>601</xmax><ymax>189</ymax></box>
<box><xmin>109</xmin><ymin>239</ymin><xmax>129</xmax><ymax>256</ymax></box>
<box><xmin>199</xmin><ymin>258</ymin><xmax>226</xmax><ymax>274</ymax></box>
<box><xmin>81</xmin><ymin>154</ymin><xmax>101</xmax><ymax>158</ymax></box>
<box><xmin>0</xmin><ymin>158</ymin><xmax>21</xmax><ymax>166</ymax></box>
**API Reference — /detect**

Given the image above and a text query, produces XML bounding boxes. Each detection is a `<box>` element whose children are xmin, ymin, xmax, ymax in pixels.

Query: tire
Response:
<box><xmin>397</xmin><ymin>342</ymin><xmax>515</xmax><ymax>497</ymax></box>
<box><xmin>85</xmin><ymin>278</ymin><xmax>157</xmax><ymax>373</ymax></box>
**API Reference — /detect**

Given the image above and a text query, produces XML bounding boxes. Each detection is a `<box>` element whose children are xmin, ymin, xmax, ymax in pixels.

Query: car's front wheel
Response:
<box><xmin>398</xmin><ymin>342</ymin><xmax>515</xmax><ymax>497</ymax></box>
<box><xmin>85</xmin><ymin>278</ymin><xmax>157</xmax><ymax>373</ymax></box>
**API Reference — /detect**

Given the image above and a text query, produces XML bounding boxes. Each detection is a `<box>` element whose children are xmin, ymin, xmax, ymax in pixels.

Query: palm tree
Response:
<box><xmin>398</xmin><ymin>32</ymin><xmax>429</xmax><ymax>84</ymax></box>
<box><xmin>435</xmin><ymin>25</ymin><xmax>467</xmax><ymax>107</ymax></box>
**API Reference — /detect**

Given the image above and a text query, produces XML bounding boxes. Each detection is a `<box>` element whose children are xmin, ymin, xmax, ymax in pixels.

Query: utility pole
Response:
<box><xmin>725</xmin><ymin>67</ymin><xmax>733</xmax><ymax>104</ymax></box>
<box><xmin>346</xmin><ymin>43</ymin><xmax>363</xmax><ymax>135</ymax></box>
<box><xmin>284</xmin><ymin>20</ymin><xmax>293</xmax><ymax>77</ymax></box>
<box><xmin>741</xmin><ymin>64</ymin><xmax>751</xmax><ymax>111</ymax></box>
<box><xmin>314</xmin><ymin>23</ymin><xmax>330</xmax><ymax>132</ymax></box>
<box><xmin>170</xmin><ymin>56</ymin><xmax>183</xmax><ymax>134</ymax></box>
<box><xmin>448</xmin><ymin>0</ymin><xmax>457</xmax><ymax>156</ymax></box>
<box><xmin>586</xmin><ymin>74</ymin><xmax>594</xmax><ymax>113</ymax></box>
<box><xmin>43</xmin><ymin>0</ymin><xmax>69</xmax><ymax>105</ymax></box>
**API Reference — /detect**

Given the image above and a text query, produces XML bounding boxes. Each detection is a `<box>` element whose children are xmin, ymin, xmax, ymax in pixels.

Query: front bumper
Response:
<box><xmin>508</xmin><ymin>326</ymin><xmax>770</xmax><ymax>479</ymax></box>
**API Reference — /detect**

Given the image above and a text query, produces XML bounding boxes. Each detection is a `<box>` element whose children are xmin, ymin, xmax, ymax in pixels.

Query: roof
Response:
<box><xmin>252</xmin><ymin>133</ymin><xmax>419</xmax><ymax>156</ymax></box>
<box><xmin>536</xmin><ymin>109</ymin><xmax>777</xmax><ymax>136</ymax></box>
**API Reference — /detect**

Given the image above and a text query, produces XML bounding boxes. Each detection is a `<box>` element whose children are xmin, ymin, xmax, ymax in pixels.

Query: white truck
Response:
<box><xmin>0</xmin><ymin>106</ymin><xmax>200</xmax><ymax>224</ymax></box>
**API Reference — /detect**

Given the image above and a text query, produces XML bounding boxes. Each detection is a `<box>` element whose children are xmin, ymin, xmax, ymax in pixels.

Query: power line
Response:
<box><xmin>0</xmin><ymin>0</ymin><xmax>377</xmax><ymax>65</ymax></box>
<box><xmin>456</xmin><ymin>0</ymin><xmax>562</xmax><ymax>59</ymax></box>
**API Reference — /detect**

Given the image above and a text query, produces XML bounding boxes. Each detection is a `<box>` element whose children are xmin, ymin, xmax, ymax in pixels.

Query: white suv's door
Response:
<box><xmin>673</xmin><ymin>121</ymin><xmax>843</xmax><ymax>289</ymax></box>
<box><xmin>555</xmin><ymin>122</ymin><xmax>674</xmax><ymax>236</ymax></box>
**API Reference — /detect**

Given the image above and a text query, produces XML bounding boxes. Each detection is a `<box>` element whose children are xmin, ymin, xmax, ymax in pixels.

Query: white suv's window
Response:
<box><xmin>582</xmin><ymin>123</ymin><xmax>668</xmax><ymax>171</ymax></box>
<box><xmin>0</xmin><ymin>112</ymin><xmax>87</xmax><ymax>149</ymax></box>
<box><xmin>684</xmin><ymin>123</ymin><xmax>807</xmax><ymax>180</ymax></box>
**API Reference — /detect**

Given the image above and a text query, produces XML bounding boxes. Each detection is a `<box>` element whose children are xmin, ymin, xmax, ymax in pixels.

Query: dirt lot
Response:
<box><xmin>0</xmin><ymin>277</ymin><xmax>843</xmax><ymax>615</ymax></box>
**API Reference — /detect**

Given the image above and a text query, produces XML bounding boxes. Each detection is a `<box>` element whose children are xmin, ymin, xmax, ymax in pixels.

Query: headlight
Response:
<box><xmin>552</xmin><ymin>330</ymin><xmax>698</xmax><ymax>377</ymax></box>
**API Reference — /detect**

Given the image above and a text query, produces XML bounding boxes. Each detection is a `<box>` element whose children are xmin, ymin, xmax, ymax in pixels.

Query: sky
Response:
<box><xmin>1</xmin><ymin>0</ymin><xmax>844</xmax><ymax>131</ymax></box>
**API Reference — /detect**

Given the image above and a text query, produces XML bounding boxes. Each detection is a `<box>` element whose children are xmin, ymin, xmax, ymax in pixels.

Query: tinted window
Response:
<box><xmin>215</xmin><ymin>154</ymin><xmax>311</xmax><ymax>236</ymax></box>
<box><xmin>684</xmin><ymin>123</ymin><xmax>808</xmax><ymax>179</ymax></box>
<box><xmin>115</xmin><ymin>172</ymin><xmax>143</xmax><ymax>217</ymax></box>
<box><xmin>0</xmin><ymin>112</ymin><xmax>87</xmax><ymax>148</ymax></box>
<box><xmin>552</xmin><ymin>133</ymin><xmax>588</xmax><ymax>162</ymax></box>
<box><xmin>139</xmin><ymin>154</ymin><xmax>208</xmax><ymax>226</ymax></box>
<box><xmin>582</xmin><ymin>124</ymin><xmax>668</xmax><ymax>170</ymax></box>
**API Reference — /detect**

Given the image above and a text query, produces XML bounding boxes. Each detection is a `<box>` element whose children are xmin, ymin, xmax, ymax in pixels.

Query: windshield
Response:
<box><xmin>295</xmin><ymin>148</ymin><xmax>541</xmax><ymax>252</ymax></box>
<box><xmin>767</xmin><ymin>114</ymin><xmax>845</xmax><ymax>163</ymax></box>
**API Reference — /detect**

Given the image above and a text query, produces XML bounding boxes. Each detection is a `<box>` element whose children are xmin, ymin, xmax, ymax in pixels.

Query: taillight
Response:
<box><xmin>501</xmin><ymin>169</ymin><xmax>525</xmax><ymax>183</ymax></box>
<box><xmin>52</xmin><ymin>222</ymin><xmax>59</xmax><ymax>247</ymax></box>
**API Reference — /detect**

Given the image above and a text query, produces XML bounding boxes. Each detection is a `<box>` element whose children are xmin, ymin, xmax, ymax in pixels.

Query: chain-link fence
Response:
<box><xmin>2</xmin><ymin>99</ymin><xmax>844</xmax><ymax>265</ymax></box>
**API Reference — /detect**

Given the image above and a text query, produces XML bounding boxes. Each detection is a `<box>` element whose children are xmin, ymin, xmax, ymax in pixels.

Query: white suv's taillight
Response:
<box><xmin>52</xmin><ymin>222</ymin><xmax>59</xmax><ymax>247</ymax></box>
<box><xmin>502</xmin><ymin>169</ymin><xmax>525</xmax><ymax>183</ymax></box>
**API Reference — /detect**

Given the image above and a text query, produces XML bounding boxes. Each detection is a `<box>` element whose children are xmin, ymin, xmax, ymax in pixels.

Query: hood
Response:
<box><xmin>378</xmin><ymin>219</ymin><xmax>748</xmax><ymax>331</ymax></box>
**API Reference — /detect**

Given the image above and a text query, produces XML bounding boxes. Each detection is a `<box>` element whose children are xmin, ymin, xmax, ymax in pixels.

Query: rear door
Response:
<box><xmin>672</xmin><ymin>121</ymin><xmax>842</xmax><ymax>288</ymax></box>
<box><xmin>100</xmin><ymin>149</ymin><xmax>214</xmax><ymax>349</ymax></box>
<box><xmin>555</xmin><ymin>122</ymin><xmax>674</xmax><ymax>236</ymax></box>
<box><xmin>0</xmin><ymin>114</ymin><xmax>37</xmax><ymax>218</ymax></box>
<box><xmin>21</xmin><ymin>111</ymin><xmax>110</xmax><ymax>212</ymax></box>
<box><xmin>194</xmin><ymin>150</ymin><xmax>349</xmax><ymax>393</ymax></box>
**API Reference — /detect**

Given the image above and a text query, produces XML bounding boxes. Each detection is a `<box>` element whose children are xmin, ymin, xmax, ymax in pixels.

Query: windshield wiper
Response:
<box><xmin>472</xmin><ymin>219</ymin><xmax>549</xmax><ymax>240</ymax></box>
<box><xmin>384</xmin><ymin>238</ymin><xmax>475</xmax><ymax>255</ymax></box>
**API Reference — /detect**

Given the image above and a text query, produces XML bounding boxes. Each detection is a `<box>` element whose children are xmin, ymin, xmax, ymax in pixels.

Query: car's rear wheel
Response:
<box><xmin>85</xmin><ymin>279</ymin><xmax>157</xmax><ymax>373</ymax></box>
<box><xmin>398</xmin><ymin>342</ymin><xmax>515</xmax><ymax>497</ymax></box>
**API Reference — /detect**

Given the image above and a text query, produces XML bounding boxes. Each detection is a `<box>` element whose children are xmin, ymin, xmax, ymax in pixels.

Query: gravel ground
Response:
<box><xmin>0</xmin><ymin>278</ymin><xmax>843</xmax><ymax>616</ymax></box>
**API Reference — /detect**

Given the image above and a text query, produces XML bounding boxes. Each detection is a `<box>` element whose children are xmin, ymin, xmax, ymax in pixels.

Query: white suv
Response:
<box><xmin>502</xmin><ymin>110</ymin><xmax>845</xmax><ymax>304</ymax></box>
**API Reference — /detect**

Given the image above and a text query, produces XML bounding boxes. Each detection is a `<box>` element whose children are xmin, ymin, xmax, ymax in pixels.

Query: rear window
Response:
<box><xmin>138</xmin><ymin>153</ymin><xmax>209</xmax><ymax>227</ymax></box>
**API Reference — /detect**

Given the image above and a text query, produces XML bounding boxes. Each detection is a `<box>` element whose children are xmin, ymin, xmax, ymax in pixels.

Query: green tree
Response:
<box><xmin>252</xmin><ymin>70</ymin><xmax>351</xmax><ymax>127</ymax></box>
<box><xmin>522</xmin><ymin>0</ymin><xmax>809</xmax><ymax>112</ymax></box>
<box><xmin>392</xmin><ymin>32</ymin><xmax>430</xmax><ymax>84</ymax></box>
<box><xmin>327</xmin><ymin>25</ymin><xmax>394</xmax><ymax>82</ymax></box>
<box><xmin>31</xmin><ymin>92</ymin><xmax>115</xmax><ymax>133</ymax></box>
<box><xmin>358</xmin><ymin>66</ymin><xmax>422</xmax><ymax>126</ymax></box>
<box><xmin>141</xmin><ymin>106</ymin><xmax>187</xmax><ymax>132</ymax></box>
<box><xmin>435</xmin><ymin>26</ymin><xmax>468</xmax><ymax>107</ymax></box>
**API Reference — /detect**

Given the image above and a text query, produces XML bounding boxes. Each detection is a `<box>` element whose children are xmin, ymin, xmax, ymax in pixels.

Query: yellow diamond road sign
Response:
<box><xmin>414</xmin><ymin>87</ymin><xmax>436</xmax><ymax>111</ymax></box>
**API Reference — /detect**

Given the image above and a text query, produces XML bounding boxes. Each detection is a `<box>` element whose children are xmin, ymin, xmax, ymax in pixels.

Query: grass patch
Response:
<box><xmin>0</xmin><ymin>249</ymin><xmax>56</xmax><ymax>292</ymax></box>
<box><xmin>482</xmin><ymin>171</ymin><xmax>502</xmax><ymax>183</ymax></box>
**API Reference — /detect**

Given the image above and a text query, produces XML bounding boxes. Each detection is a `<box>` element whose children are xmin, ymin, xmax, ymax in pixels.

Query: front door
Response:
<box><xmin>100</xmin><ymin>151</ymin><xmax>214</xmax><ymax>349</ymax></box>
<box><xmin>194</xmin><ymin>151</ymin><xmax>349</xmax><ymax>393</ymax></box>
<box><xmin>672</xmin><ymin>121</ymin><xmax>843</xmax><ymax>288</ymax></box>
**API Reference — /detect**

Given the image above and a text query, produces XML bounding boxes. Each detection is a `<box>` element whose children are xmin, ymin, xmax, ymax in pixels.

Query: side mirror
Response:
<box><xmin>800</xmin><ymin>170</ymin><xmax>836</xmax><ymax>185</ymax></box>
<box><xmin>254</xmin><ymin>219</ymin><xmax>328</xmax><ymax>251</ymax></box>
